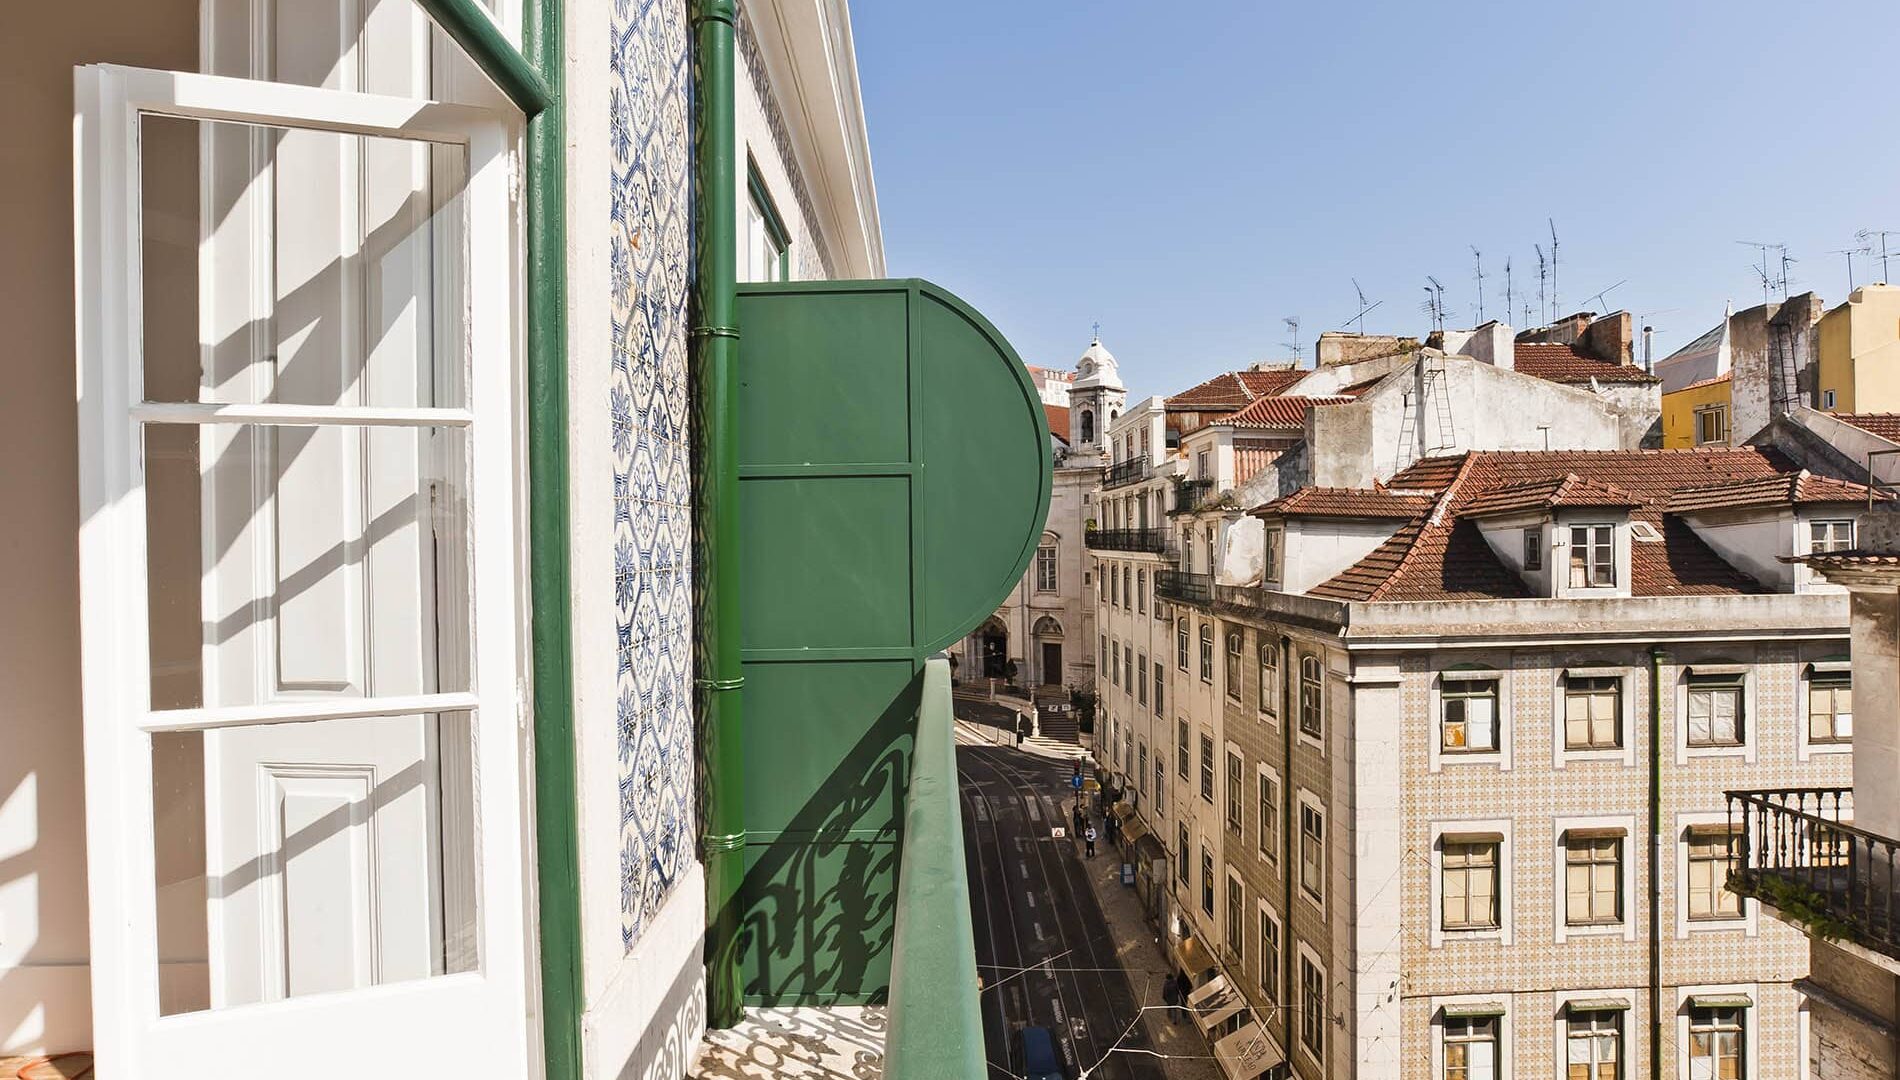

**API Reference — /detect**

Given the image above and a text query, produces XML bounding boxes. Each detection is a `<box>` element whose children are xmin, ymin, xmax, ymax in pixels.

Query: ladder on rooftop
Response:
<box><xmin>1395</xmin><ymin>358</ymin><xmax>1458</xmax><ymax>470</ymax></box>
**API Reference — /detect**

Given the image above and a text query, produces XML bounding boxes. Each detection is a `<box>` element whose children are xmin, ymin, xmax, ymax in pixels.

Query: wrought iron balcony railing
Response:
<box><xmin>1157</xmin><ymin>570</ymin><xmax>1213</xmax><ymax>605</ymax></box>
<box><xmin>1724</xmin><ymin>787</ymin><xmax>1900</xmax><ymax>959</ymax></box>
<box><xmin>1171</xmin><ymin>477</ymin><xmax>1217</xmax><ymax>513</ymax></box>
<box><xmin>885</xmin><ymin>657</ymin><xmax>985</xmax><ymax>1077</ymax></box>
<box><xmin>1102</xmin><ymin>456</ymin><xmax>1150</xmax><ymax>490</ymax></box>
<box><xmin>1086</xmin><ymin>527</ymin><xmax>1170</xmax><ymax>554</ymax></box>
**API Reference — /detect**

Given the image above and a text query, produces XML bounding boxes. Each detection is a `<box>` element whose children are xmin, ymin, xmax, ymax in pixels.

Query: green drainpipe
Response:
<box><xmin>692</xmin><ymin>0</ymin><xmax>746</xmax><ymax>1032</ymax></box>
<box><xmin>1648</xmin><ymin>645</ymin><xmax>1664</xmax><ymax>1080</ymax></box>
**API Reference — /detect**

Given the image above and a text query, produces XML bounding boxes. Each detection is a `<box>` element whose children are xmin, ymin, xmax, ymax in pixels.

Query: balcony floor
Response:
<box><xmin>0</xmin><ymin>1055</ymin><xmax>92</xmax><ymax>1079</ymax></box>
<box><xmin>690</xmin><ymin>1006</ymin><xmax>886</xmax><ymax>1079</ymax></box>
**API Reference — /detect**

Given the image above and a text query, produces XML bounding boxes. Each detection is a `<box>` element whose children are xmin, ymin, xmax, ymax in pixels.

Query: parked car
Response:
<box><xmin>1019</xmin><ymin>1025</ymin><xmax>1066</xmax><ymax>1080</ymax></box>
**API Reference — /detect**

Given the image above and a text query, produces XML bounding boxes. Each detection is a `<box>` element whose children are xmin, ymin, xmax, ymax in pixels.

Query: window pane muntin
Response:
<box><xmin>1687</xmin><ymin>676</ymin><xmax>1745</xmax><ymax>747</ymax></box>
<box><xmin>1442</xmin><ymin>841</ymin><xmax>1500</xmax><ymax>930</ymax></box>
<box><xmin>1809</xmin><ymin>674</ymin><xmax>1852</xmax><ymax>743</ymax></box>
<box><xmin>1565</xmin><ymin>676</ymin><xmax>1622</xmax><ymax>750</ymax></box>
<box><xmin>1564</xmin><ymin>836</ymin><xmax>1622</xmax><ymax>925</ymax></box>
<box><xmin>1300</xmin><ymin>655</ymin><xmax>1324</xmax><ymax>740</ymax></box>
<box><xmin>1441</xmin><ymin>679</ymin><xmax>1498</xmax><ymax>753</ymax></box>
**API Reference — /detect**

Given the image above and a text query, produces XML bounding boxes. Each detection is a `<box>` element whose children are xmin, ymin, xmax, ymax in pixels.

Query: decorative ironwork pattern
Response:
<box><xmin>1102</xmin><ymin>456</ymin><xmax>1149</xmax><ymax>489</ymax></box>
<box><xmin>1726</xmin><ymin>787</ymin><xmax>1900</xmax><ymax>959</ymax></box>
<box><xmin>1157</xmin><ymin>571</ymin><xmax>1213</xmax><ymax>605</ymax></box>
<box><xmin>1086</xmin><ymin>528</ymin><xmax>1170</xmax><ymax>554</ymax></box>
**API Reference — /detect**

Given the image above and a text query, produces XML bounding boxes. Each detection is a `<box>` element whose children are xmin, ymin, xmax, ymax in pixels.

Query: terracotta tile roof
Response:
<box><xmin>1664</xmin><ymin>470</ymin><xmax>1882</xmax><ymax>513</ymax></box>
<box><xmin>1338</xmin><ymin>376</ymin><xmax>1387</xmax><ymax>398</ymax></box>
<box><xmin>1512</xmin><ymin>342</ymin><xmax>1660</xmax><ymax>386</ymax></box>
<box><xmin>1459</xmin><ymin>474</ymin><xmax>1641</xmax><ymax>519</ymax></box>
<box><xmin>1167</xmin><ymin>367</ymin><xmax>1306</xmax><ymax>410</ymax></box>
<box><xmin>1835</xmin><ymin>414</ymin><xmax>1900</xmax><ymax>441</ymax></box>
<box><xmin>1237</xmin><ymin>367</ymin><xmax>1305</xmax><ymax>397</ymax></box>
<box><xmin>1308</xmin><ymin>448</ymin><xmax>1822</xmax><ymax>602</ymax></box>
<box><xmin>1666</xmin><ymin>371</ymin><xmax>1732</xmax><ymax>395</ymax></box>
<box><xmin>1041</xmin><ymin>403</ymin><xmax>1071</xmax><ymax>441</ymax></box>
<box><xmin>1224</xmin><ymin>395</ymin><xmax>1355</xmax><ymax>430</ymax></box>
<box><xmin>1234</xmin><ymin>445</ymin><xmax>1289</xmax><ymax>488</ymax></box>
<box><xmin>1254</xmin><ymin>487</ymin><xmax>1434</xmax><ymax>520</ymax></box>
<box><xmin>1800</xmin><ymin>551</ymin><xmax>1900</xmax><ymax>571</ymax></box>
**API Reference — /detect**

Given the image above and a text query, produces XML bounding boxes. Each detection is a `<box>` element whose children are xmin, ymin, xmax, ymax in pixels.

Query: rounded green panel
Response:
<box><xmin>912</xmin><ymin>282</ymin><xmax>1052</xmax><ymax>654</ymax></box>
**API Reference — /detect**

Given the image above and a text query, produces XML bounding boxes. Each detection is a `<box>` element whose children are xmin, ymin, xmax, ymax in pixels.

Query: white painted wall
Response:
<box><xmin>1279</xmin><ymin>519</ymin><xmax>1405</xmax><ymax>595</ymax></box>
<box><xmin>1683</xmin><ymin>511</ymin><xmax>1796</xmax><ymax>592</ymax></box>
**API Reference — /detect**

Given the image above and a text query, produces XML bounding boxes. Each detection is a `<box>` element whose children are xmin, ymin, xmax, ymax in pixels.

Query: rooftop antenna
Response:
<box><xmin>1580</xmin><ymin>279</ymin><xmax>1628</xmax><ymax>313</ymax></box>
<box><xmin>1502</xmin><ymin>257</ymin><xmax>1514</xmax><ymax>326</ymax></box>
<box><xmin>1282</xmin><ymin>316</ymin><xmax>1303</xmax><ymax>365</ymax></box>
<box><xmin>1471</xmin><ymin>247</ymin><xmax>1486</xmax><ymax>323</ymax></box>
<box><xmin>1833</xmin><ymin>245</ymin><xmax>1870</xmax><ymax>292</ymax></box>
<box><xmin>1548</xmin><ymin>218</ymin><xmax>1561</xmax><ymax>317</ymax></box>
<box><xmin>1736</xmin><ymin>241</ymin><xmax>1788</xmax><ymax>305</ymax></box>
<box><xmin>1421</xmin><ymin>276</ymin><xmax>1447</xmax><ymax>333</ymax></box>
<box><xmin>1346</xmin><ymin>278</ymin><xmax>1380</xmax><ymax>335</ymax></box>
<box><xmin>1857</xmin><ymin>229</ymin><xmax>1898</xmax><ymax>283</ymax></box>
<box><xmin>1534</xmin><ymin>244</ymin><xmax>1548</xmax><ymax>325</ymax></box>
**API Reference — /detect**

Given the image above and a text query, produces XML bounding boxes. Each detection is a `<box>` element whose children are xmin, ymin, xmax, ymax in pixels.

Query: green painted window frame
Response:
<box><xmin>410</xmin><ymin>3</ymin><xmax>580</xmax><ymax>1078</ymax></box>
<box><xmin>747</xmin><ymin>161</ymin><xmax>792</xmax><ymax>282</ymax></box>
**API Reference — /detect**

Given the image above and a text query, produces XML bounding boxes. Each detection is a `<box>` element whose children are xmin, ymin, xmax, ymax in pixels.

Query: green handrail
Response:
<box><xmin>884</xmin><ymin>657</ymin><xmax>985</xmax><ymax>1078</ymax></box>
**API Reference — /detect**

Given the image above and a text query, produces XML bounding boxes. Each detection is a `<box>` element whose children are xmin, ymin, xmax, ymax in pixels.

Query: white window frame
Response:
<box><xmin>1676</xmin><ymin>985</ymin><xmax>1758</xmax><ymax>1080</ymax></box>
<box><xmin>1257</xmin><ymin>636</ymin><xmax>1279</xmax><ymax>721</ymax></box>
<box><xmin>1224</xmin><ymin>743</ymin><xmax>1244</xmax><ymax>837</ymax></box>
<box><xmin>1676</xmin><ymin>662</ymin><xmax>1756</xmax><ymax>764</ymax></box>
<box><xmin>1256</xmin><ymin>761</ymin><xmax>1281</xmax><ymax>868</ymax></box>
<box><xmin>1522</xmin><ymin>526</ymin><xmax>1543</xmax><ymax>571</ymax></box>
<box><xmin>1224</xmin><ymin>867</ymin><xmax>1246</xmax><ymax>966</ymax></box>
<box><xmin>1550</xmin><ymin>991</ymin><xmax>1635</xmax><ymax>1080</ymax></box>
<box><xmin>1694</xmin><ymin>404</ymin><xmax>1729</xmax><ymax>446</ymax></box>
<box><xmin>1296</xmin><ymin>944</ymin><xmax>1328</xmax><ymax>1069</ymax></box>
<box><xmin>1430</xmin><ymin>819</ymin><xmax>1513</xmax><ymax>948</ymax></box>
<box><xmin>1567</xmin><ymin>523</ymin><xmax>1617</xmax><ymax>589</ymax></box>
<box><xmin>1798</xmin><ymin>657</ymin><xmax>1853</xmax><ymax>758</ymax></box>
<box><xmin>1675</xmin><ymin>811</ymin><xmax>1755</xmax><ymax>938</ymax></box>
<box><xmin>1224</xmin><ymin>629</ymin><xmax>1244</xmax><ymax>701</ymax></box>
<box><xmin>1297</xmin><ymin>788</ymin><xmax>1327</xmax><ymax>913</ymax></box>
<box><xmin>1263</xmin><ymin>527</ymin><xmax>1283</xmax><ymax>586</ymax></box>
<box><xmin>1430</xmin><ymin>995</ymin><xmax>1512</xmax><ymax>1080</ymax></box>
<box><xmin>73</xmin><ymin>64</ymin><xmax>532</xmax><ymax>1075</ymax></box>
<box><xmin>1256</xmin><ymin>899</ymin><xmax>1282</xmax><ymax>1006</ymax></box>
<box><xmin>1035</xmin><ymin>543</ymin><xmax>1058</xmax><ymax>592</ymax></box>
<box><xmin>1427</xmin><ymin>666</ymin><xmax>1511</xmax><ymax>772</ymax></box>
<box><xmin>1552</xmin><ymin>666</ymin><xmax>1634</xmax><ymax>768</ymax></box>
<box><xmin>1552</xmin><ymin>816</ymin><xmax>1637</xmax><ymax>943</ymax></box>
<box><xmin>1296</xmin><ymin>652</ymin><xmax>1327</xmax><ymax>754</ymax></box>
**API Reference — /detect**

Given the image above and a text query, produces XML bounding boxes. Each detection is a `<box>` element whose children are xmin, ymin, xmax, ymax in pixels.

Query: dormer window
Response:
<box><xmin>1522</xmin><ymin>527</ymin><xmax>1542</xmax><ymax>571</ymax></box>
<box><xmin>1264</xmin><ymin>528</ymin><xmax>1284</xmax><ymax>584</ymax></box>
<box><xmin>1568</xmin><ymin>525</ymin><xmax>1615</xmax><ymax>589</ymax></box>
<box><xmin>1810</xmin><ymin>519</ymin><xmax>1854</xmax><ymax>553</ymax></box>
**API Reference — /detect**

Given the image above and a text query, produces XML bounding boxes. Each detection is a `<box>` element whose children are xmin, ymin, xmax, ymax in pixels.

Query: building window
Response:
<box><xmin>1226</xmin><ymin>876</ymin><xmax>1245</xmax><ymax>964</ymax></box>
<box><xmin>1080</xmin><ymin>408</ymin><xmax>1095</xmax><ymax>444</ymax></box>
<box><xmin>1225</xmin><ymin>631</ymin><xmax>1244</xmax><ymax>701</ymax></box>
<box><xmin>1122</xmin><ymin>566</ymin><xmax>1132</xmax><ymax>609</ymax></box>
<box><xmin>1124</xmin><ymin>645</ymin><xmax>1134</xmax><ymax>694</ymax></box>
<box><xmin>1154</xmin><ymin>662</ymin><xmax>1165</xmax><ymax>715</ymax></box>
<box><xmin>1197</xmin><ymin>449</ymin><xmax>1211</xmax><ymax>480</ymax></box>
<box><xmin>1199</xmin><ymin>624</ymin><xmax>1214</xmax><ymax>682</ymax></box>
<box><xmin>1300</xmin><ymin>802</ymin><xmax>1325</xmax><ymax>901</ymax></box>
<box><xmin>1137</xmin><ymin>652</ymin><xmax>1149</xmax><ymax>705</ymax></box>
<box><xmin>1564</xmin><ymin>675</ymin><xmax>1622</xmax><ymax>750</ymax></box>
<box><xmin>1263</xmin><ymin>528</ymin><xmax>1283</xmax><ymax>584</ymax></box>
<box><xmin>1258</xmin><ymin>771</ymin><xmax>1279</xmax><ymax>865</ymax></box>
<box><xmin>1809</xmin><ymin>668</ymin><xmax>1853</xmax><ymax>744</ymax></box>
<box><xmin>1258</xmin><ymin>639</ymin><xmax>1279</xmax><ymax>716</ymax></box>
<box><xmin>1811</xmin><ymin>519</ymin><xmax>1855</xmax><ymax>553</ymax></box>
<box><xmin>744</xmin><ymin>166</ymin><xmax>791</xmax><ymax>283</ymax></box>
<box><xmin>1110</xmin><ymin>563</ymin><xmax>1120</xmax><ymax>606</ymax></box>
<box><xmin>1566</xmin><ymin>1010</ymin><xmax>1621</xmax><ymax>1080</ymax></box>
<box><xmin>1441</xmin><ymin>839</ymin><xmax>1500</xmax><ymax>931</ymax></box>
<box><xmin>1523</xmin><ymin>526</ymin><xmax>1542</xmax><ymax>571</ymax></box>
<box><xmin>1099</xmin><ymin>634</ymin><xmax>1107</xmax><ymax>670</ymax></box>
<box><xmin>1568</xmin><ymin>525</ymin><xmax>1615</xmax><ymax>589</ymax></box>
<box><xmin>1111</xmin><ymin>643</ymin><xmax>1121</xmax><ymax>688</ymax></box>
<box><xmin>1154</xmin><ymin>757</ymin><xmax>1166</xmax><ymax>813</ymax></box>
<box><xmin>1824</xmin><ymin>389</ymin><xmax>1838</xmax><ymax>409</ymax></box>
<box><xmin>1299</xmin><ymin>655</ymin><xmax>1324</xmax><ymax>741</ymax></box>
<box><xmin>1564</xmin><ymin>833</ymin><xmax>1623</xmax><ymax>927</ymax></box>
<box><xmin>1259</xmin><ymin>909</ymin><xmax>1280</xmax><ymax>1004</ymax></box>
<box><xmin>1686</xmin><ymin>672</ymin><xmax>1745</xmax><ymax>747</ymax></box>
<box><xmin>1136</xmin><ymin>569</ymin><xmax>1147</xmax><ymax>613</ymax></box>
<box><xmin>1177</xmin><ymin>720</ymin><xmax>1190</xmax><ymax>779</ymax></box>
<box><xmin>1199</xmin><ymin>733</ymin><xmax>1215</xmax><ymax>802</ymax></box>
<box><xmin>1688</xmin><ymin>1006</ymin><xmax>1744</xmax><ymax>1079</ymax></box>
<box><xmin>1035</xmin><ymin>545</ymin><xmax>1058</xmax><ymax>592</ymax></box>
<box><xmin>1687</xmin><ymin>828</ymin><xmax>1743</xmax><ymax>921</ymax></box>
<box><xmin>1225</xmin><ymin>751</ymin><xmax>1243</xmax><ymax>835</ymax></box>
<box><xmin>1176</xmin><ymin>618</ymin><xmax>1190</xmax><ymax>671</ymax></box>
<box><xmin>1098</xmin><ymin>563</ymin><xmax>1106</xmax><ymax>600</ymax></box>
<box><xmin>1443</xmin><ymin>1015</ymin><xmax>1498</xmax><ymax>1080</ymax></box>
<box><xmin>1201</xmin><ymin>846</ymin><xmax>1215</xmax><ymax>915</ymax></box>
<box><xmin>1137</xmin><ymin>741</ymin><xmax>1147</xmax><ymax>792</ymax></box>
<box><xmin>1441</xmin><ymin>676</ymin><xmax>1500</xmax><ymax>754</ymax></box>
<box><xmin>1204</xmin><ymin>525</ymin><xmax>1217</xmax><ymax>576</ymax></box>
<box><xmin>1694</xmin><ymin>405</ymin><xmax>1729</xmax><ymax>446</ymax></box>
<box><xmin>1177</xmin><ymin>823</ymin><xmax>1190</xmax><ymax>883</ymax></box>
<box><xmin>1299</xmin><ymin>957</ymin><xmax>1325</xmax><ymax>1060</ymax></box>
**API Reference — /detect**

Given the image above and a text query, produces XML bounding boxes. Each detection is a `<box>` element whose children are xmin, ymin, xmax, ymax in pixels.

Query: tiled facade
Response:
<box><xmin>611</xmin><ymin>0</ymin><xmax>697</xmax><ymax>948</ymax></box>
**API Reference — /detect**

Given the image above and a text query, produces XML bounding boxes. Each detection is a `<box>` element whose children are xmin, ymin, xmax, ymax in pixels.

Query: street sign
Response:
<box><xmin>1050</xmin><ymin>827</ymin><xmax>1066</xmax><ymax>839</ymax></box>
<box><xmin>1070</xmin><ymin>774</ymin><xmax>1082</xmax><ymax>791</ymax></box>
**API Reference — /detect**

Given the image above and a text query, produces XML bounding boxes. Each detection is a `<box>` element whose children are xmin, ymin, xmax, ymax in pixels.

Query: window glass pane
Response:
<box><xmin>152</xmin><ymin>710</ymin><xmax>478</xmax><ymax>1015</ymax></box>
<box><xmin>145</xmin><ymin>423</ymin><xmax>472</xmax><ymax>711</ymax></box>
<box><xmin>141</xmin><ymin>115</ymin><xmax>469</xmax><ymax>408</ymax></box>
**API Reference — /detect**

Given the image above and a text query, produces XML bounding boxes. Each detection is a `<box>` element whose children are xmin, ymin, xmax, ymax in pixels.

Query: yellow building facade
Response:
<box><xmin>1661</xmin><ymin>373</ymin><xmax>1733</xmax><ymax>448</ymax></box>
<box><xmin>1816</xmin><ymin>283</ymin><xmax>1900</xmax><ymax>413</ymax></box>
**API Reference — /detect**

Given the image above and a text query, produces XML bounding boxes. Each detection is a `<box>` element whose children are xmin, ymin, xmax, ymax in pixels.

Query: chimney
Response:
<box><xmin>1316</xmin><ymin>331</ymin><xmax>1415</xmax><ymax>368</ymax></box>
<box><xmin>1642</xmin><ymin>325</ymin><xmax>1654</xmax><ymax>373</ymax></box>
<box><xmin>1578</xmin><ymin>311</ymin><xmax>1633</xmax><ymax>365</ymax></box>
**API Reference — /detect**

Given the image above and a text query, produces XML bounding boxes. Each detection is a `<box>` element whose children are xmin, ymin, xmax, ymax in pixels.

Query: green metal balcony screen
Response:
<box><xmin>733</xmin><ymin>280</ymin><xmax>1051</xmax><ymax>1071</ymax></box>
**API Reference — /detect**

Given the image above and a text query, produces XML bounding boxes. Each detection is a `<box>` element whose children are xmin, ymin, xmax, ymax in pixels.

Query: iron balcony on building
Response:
<box><xmin>1102</xmin><ymin>455</ymin><xmax>1150</xmax><ymax>490</ymax></box>
<box><xmin>1170</xmin><ymin>477</ymin><xmax>1217</xmax><ymax>514</ymax></box>
<box><xmin>1725</xmin><ymin>787</ymin><xmax>1900</xmax><ymax>961</ymax></box>
<box><xmin>1156</xmin><ymin>570</ymin><xmax>1213</xmax><ymax>605</ymax></box>
<box><xmin>1085</xmin><ymin>527</ymin><xmax>1171</xmax><ymax>554</ymax></box>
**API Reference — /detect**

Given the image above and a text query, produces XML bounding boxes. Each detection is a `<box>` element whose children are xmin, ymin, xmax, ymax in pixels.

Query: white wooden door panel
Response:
<box><xmin>74</xmin><ymin>62</ymin><xmax>529</xmax><ymax>1080</ymax></box>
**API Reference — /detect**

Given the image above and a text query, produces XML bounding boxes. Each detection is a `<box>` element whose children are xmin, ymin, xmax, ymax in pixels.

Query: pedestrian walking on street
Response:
<box><xmin>1084</xmin><ymin>824</ymin><xmax>1097</xmax><ymax>857</ymax></box>
<box><xmin>1161</xmin><ymin>973</ymin><xmax>1182</xmax><ymax>1026</ymax></box>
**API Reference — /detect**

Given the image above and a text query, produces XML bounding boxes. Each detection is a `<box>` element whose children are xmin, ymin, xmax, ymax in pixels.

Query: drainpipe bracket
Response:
<box><xmin>690</xmin><ymin>325</ymin><xmax>742</xmax><ymax>341</ymax></box>
<box><xmin>704</xmin><ymin>830</ymin><xmax>747</xmax><ymax>854</ymax></box>
<box><xmin>696</xmin><ymin>676</ymin><xmax>746</xmax><ymax>691</ymax></box>
<box><xmin>690</xmin><ymin>0</ymin><xmax>736</xmax><ymax>26</ymax></box>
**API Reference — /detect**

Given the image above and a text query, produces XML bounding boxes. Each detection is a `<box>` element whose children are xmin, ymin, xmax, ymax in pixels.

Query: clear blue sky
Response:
<box><xmin>852</xmin><ymin>0</ymin><xmax>1900</xmax><ymax>400</ymax></box>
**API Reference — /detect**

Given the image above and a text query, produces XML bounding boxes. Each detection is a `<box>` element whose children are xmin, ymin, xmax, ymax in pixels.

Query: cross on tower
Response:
<box><xmin>1091</xmin><ymin>320</ymin><xmax>1101</xmax><ymax>342</ymax></box>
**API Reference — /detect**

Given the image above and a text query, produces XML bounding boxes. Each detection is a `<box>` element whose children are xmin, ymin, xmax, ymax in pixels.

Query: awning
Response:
<box><xmin>1188</xmin><ymin>973</ymin><xmax>1247</xmax><ymax>1031</ymax></box>
<box><xmin>1441</xmin><ymin>1001</ymin><xmax>1507</xmax><ymax>1019</ymax></box>
<box><xmin>1176</xmin><ymin>934</ymin><xmax>1217</xmax><ymax>982</ymax></box>
<box><xmin>1566</xmin><ymin>997</ymin><xmax>1632</xmax><ymax>1013</ymax></box>
<box><xmin>1689</xmin><ymin>993</ymin><xmax>1753</xmax><ymax>1010</ymax></box>
<box><xmin>1119</xmin><ymin>813</ymin><xmax>1150</xmax><ymax>845</ymax></box>
<box><xmin>1133</xmin><ymin>831</ymin><xmax>1167</xmax><ymax>866</ymax></box>
<box><xmin>1112</xmin><ymin>801</ymin><xmax>1139</xmax><ymax>826</ymax></box>
<box><xmin>1213</xmin><ymin>1020</ymin><xmax>1284</xmax><ymax>1079</ymax></box>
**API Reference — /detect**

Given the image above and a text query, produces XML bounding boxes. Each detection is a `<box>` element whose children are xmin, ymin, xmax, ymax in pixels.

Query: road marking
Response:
<box><xmin>1025</xmin><ymin>797</ymin><xmax>1041</xmax><ymax>821</ymax></box>
<box><xmin>1019</xmin><ymin>860</ymin><xmax>1029</xmax><ymax>877</ymax></box>
<box><xmin>1025</xmin><ymin>893</ymin><xmax>1036</xmax><ymax>909</ymax></box>
<box><xmin>970</xmin><ymin>796</ymin><xmax>989</xmax><ymax>822</ymax></box>
<box><xmin>1033</xmin><ymin>921</ymin><xmax>1046</xmax><ymax>941</ymax></box>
